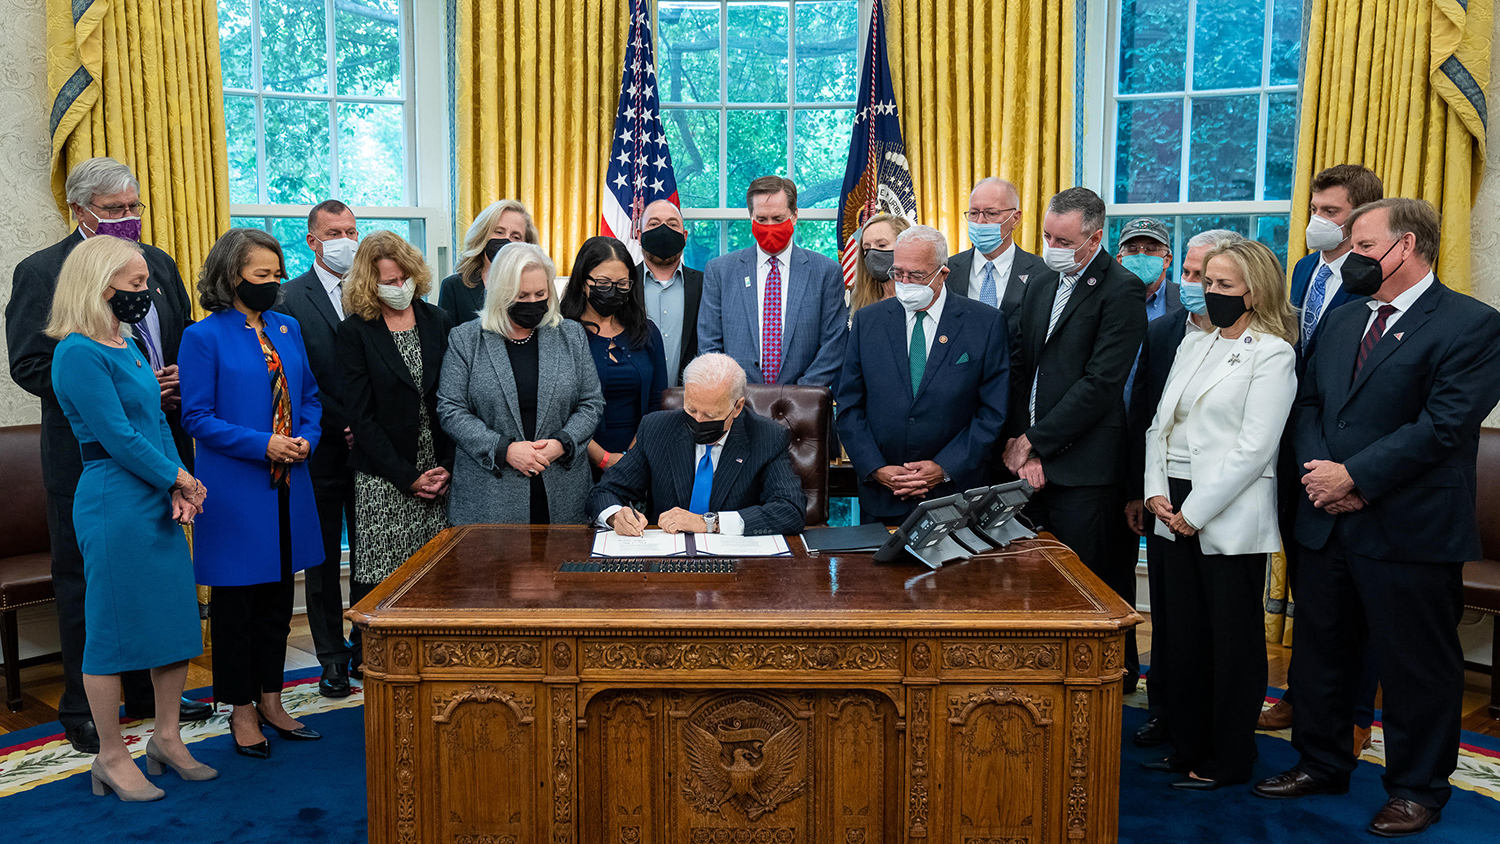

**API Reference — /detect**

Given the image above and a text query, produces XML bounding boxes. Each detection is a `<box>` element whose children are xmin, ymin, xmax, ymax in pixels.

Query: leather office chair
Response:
<box><xmin>661</xmin><ymin>384</ymin><xmax>831</xmax><ymax>527</ymax></box>
<box><xmin>1464</xmin><ymin>427</ymin><xmax>1500</xmax><ymax>718</ymax></box>
<box><xmin>0</xmin><ymin>425</ymin><xmax>56</xmax><ymax>711</ymax></box>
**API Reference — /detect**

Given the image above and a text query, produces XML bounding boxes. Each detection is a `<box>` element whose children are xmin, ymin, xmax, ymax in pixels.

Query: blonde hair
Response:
<box><xmin>1203</xmin><ymin>240</ymin><xmax>1298</xmax><ymax>345</ymax></box>
<box><xmin>343</xmin><ymin>231</ymin><xmax>433</xmax><ymax>321</ymax></box>
<box><xmin>456</xmin><ymin>199</ymin><xmax>540</xmax><ymax>288</ymax></box>
<box><xmin>480</xmin><ymin>243</ymin><xmax>561</xmax><ymax>335</ymax></box>
<box><xmin>45</xmin><ymin>236</ymin><xmax>144</xmax><ymax>341</ymax></box>
<box><xmin>849</xmin><ymin>214</ymin><xmax>912</xmax><ymax>315</ymax></box>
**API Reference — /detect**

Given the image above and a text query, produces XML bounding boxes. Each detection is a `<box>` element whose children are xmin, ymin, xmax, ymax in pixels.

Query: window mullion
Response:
<box><xmin>326</xmin><ymin>0</ymin><xmax>340</xmax><ymax>200</ymax></box>
<box><xmin>1181</xmin><ymin>0</ymin><xmax>1198</xmax><ymax>204</ymax></box>
<box><xmin>786</xmin><ymin>0</ymin><xmax>796</xmax><ymax>180</ymax></box>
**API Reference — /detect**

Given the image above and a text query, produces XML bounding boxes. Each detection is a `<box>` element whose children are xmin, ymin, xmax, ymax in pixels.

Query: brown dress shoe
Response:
<box><xmin>1257</xmin><ymin>698</ymin><xmax>1294</xmax><ymax>730</ymax></box>
<box><xmin>1368</xmin><ymin>798</ymin><xmax>1440</xmax><ymax>837</ymax></box>
<box><xmin>1353</xmin><ymin>725</ymin><xmax>1373</xmax><ymax>756</ymax></box>
<box><xmin>1252</xmin><ymin>769</ymin><xmax>1350</xmax><ymax>799</ymax></box>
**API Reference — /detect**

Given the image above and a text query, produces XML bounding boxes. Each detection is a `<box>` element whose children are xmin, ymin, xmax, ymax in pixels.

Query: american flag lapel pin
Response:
<box><xmin>736</xmin><ymin>457</ymin><xmax>743</xmax><ymax>463</ymax></box>
<box><xmin>1019</xmin><ymin>274</ymin><xmax>1029</xmax><ymax>284</ymax></box>
<box><xmin>1394</xmin><ymin>332</ymin><xmax>1404</xmax><ymax>341</ymax></box>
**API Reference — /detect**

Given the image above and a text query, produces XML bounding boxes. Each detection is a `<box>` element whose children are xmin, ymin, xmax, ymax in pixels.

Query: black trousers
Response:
<box><xmin>211</xmin><ymin>486</ymin><xmax>296</xmax><ymax>706</ymax></box>
<box><xmin>1161</xmin><ymin>478</ymin><xmax>1267</xmax><ymax>782</ymax></box>
<box><xmin>46</xmin><ymin>491</ymin><xmax>154</xmax><ymax>728</ymax></box>
<box><xmin>1143</xmin><ymin>531</ymin><xmax>1170</xmax><ymax>717</ymax></box>
<box><xmin>306</xmin><ymin>470</ymin><xmax>354</xmax><ymax>668</ymax></box>
<box><xmin>1290</xmin><ymin>541</ymin><xmax>1464</xmax><ymax>808</ymax></box>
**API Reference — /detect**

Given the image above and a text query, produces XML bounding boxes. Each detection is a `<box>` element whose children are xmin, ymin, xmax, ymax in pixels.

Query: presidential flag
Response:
<box><xmin>601</xmin><ymin>0</ymin><xmax>680</xmax><ymax>264</ymax></box>
<box><xmin>836</xmin><ymin>0</ymin><xmax>916</xmax><ymax>288</ymax></box>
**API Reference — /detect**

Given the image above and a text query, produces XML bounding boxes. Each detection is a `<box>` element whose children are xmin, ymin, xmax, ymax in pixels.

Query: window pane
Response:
<box><xmin>230</xmin><ymin>216</ymin><xmax>266</xmax><ymax>230</ymax></box>
<box><xmin>260</xmin><ymin>0</ymin><xmax>328</xmax><ymax>94</ymax></box>
<box><xmin>1188</xmin><ymin>95</ymin><xmax>1259</xmax><ymax>201</ymax></box>
<box><xmin>728</xmin><ymin>218</ymin><xmax>755</xmax><ymax>252</ymax></box>
<box><xmin>1107</xmin><ymin>214</ymin><xmax>1180</xmax><ymax>279</ymax></box>
<box><xmin>1114</xmin><ymin>98</ymin><xmax>1183</xmax><ymax>203</ymax></box>
<box><xmin>1255</xmin><ymin>214</ymin><xmax>1292</xmax><ymax>273</ymax></box>
<box><xmin>728</xmin><ymin>2</ymin><xmax>788</xmax><ymax>104</ymax></box>
<box><xmin>1179</xmin><ymin>214</ymin><xmax>1252</xmax><ymax>240</ymax></box>
<box><xmin>1118</xmin><ymin>0</ymin><xmax>1187</xmax><ymax>95</ymax></box>
<box><xmin>219</xmin><ymin>0</ymin><xmax>254</xmax><ymax>89</ymax></box>
<box><xmin>793</xmin><ymin>108</ymin><xmax>854</xmax><ymax>209</ymax></box>
<box><xmin>264</xmin><ymin>98</ymin><xmax>331</xmax><ymax>203</ymax></box>
<box><xmin>336</xmin><ymin>0</ymin><xmax>402</xmax><ymax>97</ymax></box>
<box><xmin>1270</xmin><ymin>0</ymin><xmax>1303</xmax><ymax>86</ymax></box>
<box><xmin>271</xmin><ymin>217</ymin><xmax>317</xmax><ymax>274</ymax></box>
<box><xmin>1193</xmin><ymin>0</ymin><xmax>1265</xmax><ymax>90</ymax></box>
<box><xmin>727</xmin><ymin>109</ymin><xmax>788</xmax><ymax>204</ymax></box>
<box><xmin>794</xmin><ymin>0</ymin><xmax>857</xmax><ymax>103</ymax></box>
<box><xmin>658</xmin><ymin>1</ymin><xmax>721</xmax><ymax>104</ymax></box>
<box><xmin>225</xmin><ymin>94</ymin><xmax>260</xmax><ymax>204</ymax></box>
<box><xmin>684</xmin><ymin>219</ymin><xmax>725</xmax><ymax>267</ymax></box>
<box><xmin>796</xmin><ymin>219</ymin><xmax>839</xmax><ymax>260</ymax></box>
<box><xmin>1263</xmin><ymin>92</ymin><xmax>1298</xmax><ymax>201</ymax></box>
<box><xmin>663</xmin><ymin>109</ymin><xmax>721</xmax><ymax>208</ymax></box>
<box><xmin>338</xmin><ymin>102</ymin><xmax>406</xmax><ymax>205</ymax></box>
<box><xmin>362</xmin><ymin>219</ymin><xmax>411</xmax><ymax>241</ymax></box>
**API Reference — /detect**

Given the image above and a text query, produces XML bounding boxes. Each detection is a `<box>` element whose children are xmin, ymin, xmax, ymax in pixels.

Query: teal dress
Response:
<box><xmin>52</xmin><ymin>335</ymin><xmax>201</xmax><ymax>674</ymax></box>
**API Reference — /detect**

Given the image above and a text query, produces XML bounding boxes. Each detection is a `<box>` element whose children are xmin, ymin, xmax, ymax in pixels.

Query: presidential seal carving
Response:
<box><xmin>680</xmin><ymin>697</ymin><xmax>805</xmax><ymax>820</ymax></box>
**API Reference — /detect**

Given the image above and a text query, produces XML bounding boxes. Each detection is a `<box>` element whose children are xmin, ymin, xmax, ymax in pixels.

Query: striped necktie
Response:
<box><xmin>1354</xmin><ymin>304</ymin><xmax>1397</xmax><ymax>379</ymax></box>
<box><xmin>1030</xmin><ymin>275</ymin><xmax>1077</xmax><ymax>424</ymax></box>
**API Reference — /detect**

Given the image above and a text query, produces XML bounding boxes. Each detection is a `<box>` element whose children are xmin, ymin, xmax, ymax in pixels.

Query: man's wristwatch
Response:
<box><xmin>703</xmin><ymin>512</ymin><xmax>719</xmax><ymax>534</ymax></box>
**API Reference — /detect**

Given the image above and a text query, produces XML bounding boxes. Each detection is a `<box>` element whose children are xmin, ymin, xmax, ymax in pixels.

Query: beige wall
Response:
<box><xmin>0</xmin><ymin>0</ymin><xmax>68</xmax><ymax>427</ymax></box>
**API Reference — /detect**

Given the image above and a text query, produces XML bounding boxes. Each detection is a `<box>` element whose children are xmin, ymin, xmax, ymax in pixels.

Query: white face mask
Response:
<box><xmin>1304</xmin><ymin>214</ymin><xmax>1346</xmax><ymax>252</ymax></box>
<box><xmin>894</xmin><ymin>279</ymin><xmax>936</xmax><ymax>311</ymax></box>
<box><xmin>376</xmin><ymin>279</ymin><xmax>415</xmax><ymax>311</ymax></box>
<box><xmin>1042</xmin><ymin>243</ymin><xmax>1083</xmax><ymax>275</ymax></box>
<box><xmin>318</xmin><ymin>236</ymin><xmax>358</xmax><ymax>275</ymax></box>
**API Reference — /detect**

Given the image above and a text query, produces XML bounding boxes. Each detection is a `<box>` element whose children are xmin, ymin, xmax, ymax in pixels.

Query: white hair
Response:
<box><xmin>1185</xmin><ymin>229</ymin><xmax>1245</xmax><ymax>251</ymax></box>
<box><xmin>971</xmin><ymin>176</ymin><xmax>1020</xmax><ymax>206</ymax></box>
<box><xmin>65</xmin><ymin>157</ymin><xmax>139</xmax><ymax>208</ymax></box>
<box><xmin>479</xmin><ymin>243</ymin><xmax>561</xmax><ymax>335</ymax></box>
<box><xmin>895</xmin><ymin>224</ymin><xmax>949</xmax><ymax>265</ymax></box>
<box><xmin>682</xmin><ymin>353</ymin><xmax>746</xmax><ymax>402</ymax></box>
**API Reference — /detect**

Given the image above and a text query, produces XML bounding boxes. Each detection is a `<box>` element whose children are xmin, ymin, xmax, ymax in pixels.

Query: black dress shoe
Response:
<box><xmin>1142</xmin><ymin>756</ymin><xmax>1189</xmax><ymax>773</ymax></box>
<box><xmin>65</xmin><ymin>721</ymin><xmax>100</xmax><ymax>755</ymax></box>
<box><xmin>257</xmin><ymin>711</ymin><xmax>321</xmax><ymax>741</ymax></box>
<box><xmin>1252</xmin><ymin>769</ymin><xmax>1350</xmax><ymax>799</ymax></box>
<box><xmin>319</xmin><ymin>664</ymin><xmax>351</xmax><ymax>699</ymax></box>
<box><xmin>179</xmin><ymin>698</ymin><xmax>214</xmax><ymax>721</ymax></box>
<box><xmin>234</xmin><ymin>739</ymin><xmax>271</xmax><ymax>760</ymax></box>
<box><xmin>1133</xmin><ymin>716</ymin><xmax>1168</xmax><ymax>747</ymax></box>
<box><xmin>348</xmin><ymin>660</ymin><xmax>364</xmax><ymax>681</ymax></box>
<box><xmin>1172</xmin><ymin>776</ymin><xmax>1225</xmax><ymax>791</ymax></box>
<box><xmin>1368</xmin><ymin>798</ymin><xmax>1441</xmax><ymax>837</ymax></box>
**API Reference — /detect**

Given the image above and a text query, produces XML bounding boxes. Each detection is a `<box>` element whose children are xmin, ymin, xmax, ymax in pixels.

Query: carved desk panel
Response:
<box><xmin>350</xmin><ymin>526</ymin><xmax>1140</xmax><ymax>844</ymax></box>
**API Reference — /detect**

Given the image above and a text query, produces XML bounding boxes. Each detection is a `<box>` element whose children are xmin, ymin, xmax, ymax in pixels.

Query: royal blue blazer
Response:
<box><xmin>179</xmin><ymin>310</ymin><xmax>324</xmax><ymax>586</ymax></box>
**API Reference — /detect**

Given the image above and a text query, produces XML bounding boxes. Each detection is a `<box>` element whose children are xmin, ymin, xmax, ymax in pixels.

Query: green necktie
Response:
<box><xmin>910</xmin><ymin>311</ymin><xmax>927</xmax><ymax>395</ymax></box>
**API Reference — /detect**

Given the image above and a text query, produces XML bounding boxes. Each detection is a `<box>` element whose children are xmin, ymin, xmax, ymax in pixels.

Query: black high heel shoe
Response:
<box><xmin>257</xmin><ymin>710</ymin><xmax>321</xmax><ymax>741</ymax></box>
<box><xmin>231</xmin><ymin>717</ymin><xmax>271</xmax><ymax>759</ymax></box>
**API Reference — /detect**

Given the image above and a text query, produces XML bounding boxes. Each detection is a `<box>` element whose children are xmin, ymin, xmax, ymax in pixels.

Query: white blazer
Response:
<box><xmin>1144</xmin><ymin>327</ymin><xmax>1296</xmax><ymax>555</ymax></box>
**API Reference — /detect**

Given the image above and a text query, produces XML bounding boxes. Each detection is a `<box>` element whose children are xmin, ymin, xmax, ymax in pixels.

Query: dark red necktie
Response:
<box><xmin>762</xmin><ymin>256</ymin><xmax>782</xmax><ymax>384</ymax></box>
<box><xmin>1354</xmin><ymin>304</ymin><xmax>1398</xmax><ymax>378</ymax></box>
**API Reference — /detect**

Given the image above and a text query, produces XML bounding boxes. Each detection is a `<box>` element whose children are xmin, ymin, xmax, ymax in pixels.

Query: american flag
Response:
<box><xmin>601</xmin><ymin>0</ymin><xmax>680</xmax><ymax>264</ymax></box>
<box><xmin>836</xmin><ymin>0</ymin><xmax>915</xmax><ymax>288</ymax></box>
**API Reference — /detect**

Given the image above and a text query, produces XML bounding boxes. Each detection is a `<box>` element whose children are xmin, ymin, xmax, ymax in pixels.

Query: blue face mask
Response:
<box><xmin>968</xmin><ymin>219</ymin><xmax>1010</xmax><ymax>254</ymax></box>
<box><xmin>1178</xmin><ymin>278</ymin><xmax>1207</xmax><ymax>315</ymax></box>
<box><xmin>1120</xmin><ymin>254</ymin><xmax>1165</xmax><ymax>285</ymax></box>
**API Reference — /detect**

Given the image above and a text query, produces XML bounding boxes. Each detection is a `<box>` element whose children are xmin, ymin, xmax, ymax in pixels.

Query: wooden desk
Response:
<box><xmin>350</xmin><ymin>525</ymin><xmax>1140</xmax><ymax>844</ymax></box>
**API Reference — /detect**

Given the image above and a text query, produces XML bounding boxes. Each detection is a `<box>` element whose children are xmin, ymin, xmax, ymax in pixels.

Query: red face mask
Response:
<box><xmin>751</xmin><ymin>219</ymin><xmax>795</xmax><ymax>254</ymax></box>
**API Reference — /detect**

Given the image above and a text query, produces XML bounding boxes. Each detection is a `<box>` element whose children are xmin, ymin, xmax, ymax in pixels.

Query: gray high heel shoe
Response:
<box><xmin>145</xmin><ymin>737</ymin><xmax>219</xmax><ymax>781</ymax></box>
<box><xmin>90</xmin><ymin>759</ymin><xmax>165</xmax><ymax>802</ymax></box>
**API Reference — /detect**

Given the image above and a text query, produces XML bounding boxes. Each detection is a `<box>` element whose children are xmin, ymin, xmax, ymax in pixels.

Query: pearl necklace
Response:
<box><xmin>506</xmin><ymin>329</ymin><xmax>534</xmax><ymax>345</ymax></box>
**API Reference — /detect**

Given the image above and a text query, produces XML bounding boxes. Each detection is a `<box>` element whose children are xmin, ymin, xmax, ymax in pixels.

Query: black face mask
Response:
<box><xmin>1341</xmin><ymin>241</ymin><xmax>1403</xmax><ymax>298</ymax></box>
<box><xmin>587</xmin><ymin>286</ymin><xmax>627</xmax><ymax>318</ymax></box>
<box><xmin>863</xmin><ymin>248</ymin><xmax>895</xmax><ymax>281</ymax></box>
<box><xmin>484</xmin><ymin>237</ymin><xmax>510</xmax><ymax>263</ymax></box>
<box><xmin>236</xmin><ymin>279</ymin><xmax>280</xmax><ymax>313</ymax></box>
<box><xmin>508</xmin><ymin>299</ymin><xmax>549</xmax><ymax>330</ymax></box>
<box><xmin>1203</xmin><ymin>291</ymin><xmax>1250</xmax><ymax>329</ymax></box>
<box><xmin>640</xmin><ymin>224</ymin><xmax>686</xmax><ymax>260</ymax></box>
<box><xmin>685</xmin><ymin>411</ymin><xmax>729</xmax><ymax>445</ymax></box>
<box><xmin>108</xmin><ymin>287</ymin><xmax>152</xmax><ymax>324</ymax></box>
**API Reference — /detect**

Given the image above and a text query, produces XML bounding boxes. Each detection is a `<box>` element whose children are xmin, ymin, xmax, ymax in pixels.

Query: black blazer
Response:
<box><xmin>634</xmin><ymin>262</ymin><xmax>704</xmax><ymax>383</ymax></box>
<box><xmin>6</xmin><ymin>230</ymin><xmax>195</xmax><ymax>491</ymax></box>
<box><xmin>1007</xmin><ymin>248</ymin><xmax>1147</xmax><ymax>487</ymax></box>
<box><xmin>1292</xmin><ymin>279</ymin><xmax>1500</xmax><ymax>563</ymax></box>
<box><xmin>946</xmin><ymin>245</ymin><xmax>1046</xmax><ymax>346</ymax></box>
<box><xmin>585</xmin><ymin>408</ymin><xmax>806</xmax><ymax>535</ymax></box>
<box><xmin>1126</xmin><ymin>307</ymin><xmax>1194</xmax><ymax>499</ymax></box>
<box><xmin>437</xmin><ymin>272</ymin><xmax>486</xmax><ymax>327</ymax></box>
<box><xmin>337</xmin><ymin>300</ymin><xmax>456</xmax><ymax>492</ymax></box>
<box><xmin>275</xmin><ymin>268</ymin><xmax>350</xmax><ymax>479</ymax></box>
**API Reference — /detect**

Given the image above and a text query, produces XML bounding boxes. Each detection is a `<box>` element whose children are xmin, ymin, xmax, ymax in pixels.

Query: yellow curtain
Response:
<box><xmin>1289</xmin><ymin>0</ymin><xmax>1492</xmax><ymax>293</ymax></box>
<box><xmin>1264</xmin><ymin>550</ymin><xmax>1295</xmax><ymax>646</ymax></box>
<box><xmin>46</xmin><ymin>0</ymin><xmax>230</xmax><ymax>318</ymax></box>
<box><xmin>884</xmin><ymin>0</ymin><xmax>1075</xmax><ymax>255</ymax></box>
<box><xmin>455</xmin><ymin>0</ymin><xmax>630</xmax><ymax>275</ymax></box>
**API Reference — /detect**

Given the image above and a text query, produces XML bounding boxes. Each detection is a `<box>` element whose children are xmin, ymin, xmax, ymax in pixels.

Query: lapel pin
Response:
<box><xmin>1394</xmin><ymin>332</ymin><xmax>1404</xmax><ymax>340</ymax></box>
<box><xmin>1019</xmin><ymin>274</ymin><xmax>1029</xmax><ymax>283</ymax></box>
<box><xmin>1087</xmin><ymin>277</ymin><xmax>1097</xmax><ymax>286</ymax></box>
<box><xmin>939</xmin><ymin>335</ymin><xmax>948</xmax><ymax>344</ymax></box>
<box><xmin>744</xmin><ymin>276</ymin><xmax>751</xmax><ymax>288</ymax></box>
<box><xmin>135</xmin><ymin>359</ymin><xmax>142</xmax><ymax>367</ymax></box>
<box><xmin>1228</xmin><ymin>353</ymin><xmax>1242</xmax><ymax>365</ymax></box>
<box><xmin>736</xmin><ymin>457</ymin><xmax>743</xmax><ymax>463</ymax></box>
<box><xmin>1243</xmin><ymin>335</ymin><xmax>1252</xmax><ymax>343</ymax></box>
<box><xmin>280</xmin><ymin>325</ymin><xmax>288</xmax><ymax>333</ymax></box>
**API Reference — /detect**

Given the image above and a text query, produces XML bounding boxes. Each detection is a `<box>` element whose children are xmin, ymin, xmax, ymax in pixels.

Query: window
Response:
<box><xmin>1103</xmin><ymin>0</ymin><xmax>1303</xmax><ymax>269</ymax></box>
<box><xmin>657</xmin><ymin>0</ymin><xmax>860</xmax><ymax>269</ymax></box>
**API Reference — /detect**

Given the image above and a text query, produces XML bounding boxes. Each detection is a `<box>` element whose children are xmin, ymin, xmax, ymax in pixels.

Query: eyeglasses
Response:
<box><xmin>887</xmin><ymin>266</ymin><xmax>941</xmax><ymax>285</ymax></box>
<box><xmin>588</xmin><ymin>277</ymin><xmax>632</xmax><ymax>292</ymax></box>
<box><xmin>89</xmin><ymin>201</ymin><xmax>146</xmax><ymax>218</ymax></box>
<box><xmin>963</xmin><ymin>208</ymin><xmax>1017</xmax><ymax>223</ymax></box>
<box><xmin>1119</xmin><ymin>243</ymin><xmax>1170</xmax><ymax>256</ymax></box>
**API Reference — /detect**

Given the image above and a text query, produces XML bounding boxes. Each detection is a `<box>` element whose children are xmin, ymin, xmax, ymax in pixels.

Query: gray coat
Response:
<box><xmin>437</xmin><ymin>318</ymin><xmax>604</xmax><ymax>525</ymax></box>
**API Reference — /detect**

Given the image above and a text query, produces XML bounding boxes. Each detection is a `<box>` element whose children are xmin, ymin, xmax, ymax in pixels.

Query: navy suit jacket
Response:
<box><xmin>836</xmin><ymin>292</ymin><xmax>1010</xmax><ymax>518</ymax></box>
<box><xmin>1126</xmin><ymin>307</ymin><xmax>1195</xmax><ymax>500</ymax></box>
<box><xmin>697</xmin><ymin>245</ymin><xmax>848</xmax><ymax>387</ymax></box>
<box><xmin>275</xmin><ymin>268</ymin><xmax>350</xmax><ymax>481</ymax></box>
<box><xmin>1292</xmin><ymin>279</ymin><xmax>1500</xmax><ymax>562</ymax></box>
<box><xmin>1289</xmin><ymin>252</ymin><xmax>1363</xmax><ymax>368</ymax></box>
<box><xmin>586</xmin><ymin>408</ymin><xmax>806</xmax><ymax>536</ymax></box>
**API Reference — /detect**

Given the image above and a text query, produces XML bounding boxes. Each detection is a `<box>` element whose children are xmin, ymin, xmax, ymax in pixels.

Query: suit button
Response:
<box><xmin>1191</xmin><ymin>447</ymin><xmax>1200</xmax><ymax>455</ymax></box>
<box><xmin>1338</xmin><ymin>421</ymin><xmax>1347</xmax><ymax>429</ymax></box>
<box><xmin>908</xmin><ymin>417</ymin><xmax>916</xmax><ymax>424</ymax></box>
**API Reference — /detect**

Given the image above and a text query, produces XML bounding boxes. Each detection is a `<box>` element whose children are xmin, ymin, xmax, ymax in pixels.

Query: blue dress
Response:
<box><xmin>585</xmin><ymin>323</ymin><xmax>667</xmax><ymax>454</ymax></box>
<box><xmin>52</xmin><ymin>335</ymin><xmax>201</xmax><ymax>674</ymax></box>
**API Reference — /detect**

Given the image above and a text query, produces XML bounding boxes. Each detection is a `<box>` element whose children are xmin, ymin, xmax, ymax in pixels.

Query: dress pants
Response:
<box><xmin>1026</xmin><ymin>483</ymin><xmax>1137</xmax><ymax>669</ymax></box>
<box><xmin>306</xmin><ymin>469</ymin><xmax>354</xmax><ymax>669</ymax></box>
<box><xmin>211</xmin><ymin>486</ymin><xmax>296</xmax><ymax>705</ymax></box>
<box><xmin>1289</xmin><ymin>541</ymin><xmax>1464</xmax><ymax>809</ymax></box>
<box><xmin>1142</xmin><ymin>531</ymin><xmax>1170</xmax><ymax>717</ymax></box>
<box><xmin>46</xmin><ymin>491</ymin><xmax>154</xmax><ymax>728</ymax></box>
<box><xmin>1161</xmin><ymin>478</ymin><xmax>1267</xmax><ymax>782</ymax></box>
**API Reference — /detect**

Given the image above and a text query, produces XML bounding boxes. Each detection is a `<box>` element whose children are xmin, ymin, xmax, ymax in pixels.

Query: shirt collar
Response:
<box><xmin>1368</xmin><ymin>271</ymin><xmax>1435</xmax><ymax>314</ymax></box>
<box><xmin>313</xmin><ymin>260</ymin><xmax>343</xmax><ymax>293</ymax></box>
<box><xmin>1320</xmin><ymin>250</ymin><xmax>1352</xmax><ymax>273</ymax></box>
<box><xmin>648</xmin><ymin>263</ymin><xmax>684</xmax><ymax>288</ymax></box>
<box><xmin>757</xmin><ymin>242</ymin><xmax>795</xmax><ymax>268</ymax></box>
<box><xmin>977</xmin><ymin>241</ymin><xmax>1016</xmax><ymax>268</ymax></box>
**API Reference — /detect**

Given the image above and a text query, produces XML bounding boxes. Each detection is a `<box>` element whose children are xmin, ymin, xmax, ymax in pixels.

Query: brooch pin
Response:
<box><xmin>135</xmin><ymin>359</ymin><xmax>142</xmax><ymax>367</ymax></box>
<box><xmin>280</xmin><ymin>325</ymin><xmax>288</xmax><ymax>333</ymax></box>
<box><xmin>1228</xmin><ymin>353</ymin><xmax>1243</xmax><ymax>366</ymax></box>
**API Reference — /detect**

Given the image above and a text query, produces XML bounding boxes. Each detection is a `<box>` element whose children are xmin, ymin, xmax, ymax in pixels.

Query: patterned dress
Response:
<box><xmin>352</xmin><ymin>327</ymin><xmax>449</xmax><ymax>584</ymax></box>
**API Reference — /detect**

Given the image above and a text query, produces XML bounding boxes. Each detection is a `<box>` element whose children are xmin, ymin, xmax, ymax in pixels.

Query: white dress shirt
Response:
<box><xmin>969</xmin><ymin>242</ymin><xmax>1016</xmax><ymax>309</ymax></box>
<box><xmin>904</xmin><ymin>283</ymin><xmax>947</xmax><ymax>360</ymax></box>
<box><xmin>1363</xmin><ymin>271</ymin><xmax>1434</xmax><ymax>335</ymax></box>
<box><xmin>1302</xmin><ymin>250</ymin><xmax>1350</xmax><ymax>325</ymax></box>
<box><xmin>313</xmin><ymin>261</ymin><xmax>346</xmax><ymax>320</ymax></box>
<box><xmin>755</xmin><ymin>242</ymin><xmax>795</xmax><ymax>345</ymax></box>
<box><xmin>596</xmin><ymin>427</ymin><xmax>747</xmax><ymax>535</ymax></box>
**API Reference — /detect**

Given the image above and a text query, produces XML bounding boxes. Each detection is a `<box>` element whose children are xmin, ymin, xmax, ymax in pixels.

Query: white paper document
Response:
<box><xmin>592</xmin><ymin>529</ymin><xmax>687</xmax><ymax>558</ymax></box>
<box><xmin>696</xmin><ymin>533</ymin><xmax>791</xmax><ymax>557</ymax></box>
